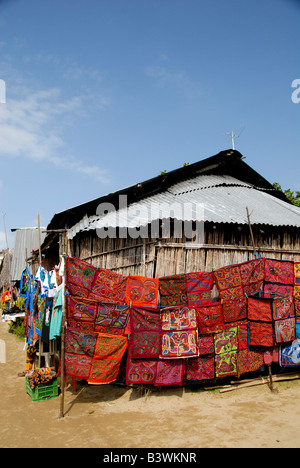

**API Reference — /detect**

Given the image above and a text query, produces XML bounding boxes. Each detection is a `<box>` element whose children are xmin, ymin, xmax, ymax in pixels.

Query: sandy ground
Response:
<box><xmin>1</xmin><ymin>317</ymin><xmax>300</xmax><ymax>449</ymax></box>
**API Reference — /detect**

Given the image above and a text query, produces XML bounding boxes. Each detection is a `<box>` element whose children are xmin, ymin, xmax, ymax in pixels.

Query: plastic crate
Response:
<box><xmin>26</xmin><ymin>377</ymin><xmax>59</xmax><ymax>402</ymax></box>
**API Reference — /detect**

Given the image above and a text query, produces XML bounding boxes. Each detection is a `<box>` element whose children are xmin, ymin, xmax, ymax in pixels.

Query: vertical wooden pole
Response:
<box><xmin>246</xmin><ymin>207</ymin><xmax>257</xmax><ymax>254</ymax></box>
<box><xmin>37</xmin><ymin>213</ymin><xmax>43</xmax><ymax>368</ymax></box>
<box><xmin>59</xmin><ymin>235</ymin><xmax>67</xmax><ymax>418</ymax></box>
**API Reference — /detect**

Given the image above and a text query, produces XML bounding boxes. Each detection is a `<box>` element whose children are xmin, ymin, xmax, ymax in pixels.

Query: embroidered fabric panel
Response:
<box><xmin>154</xmin><ymin>359</ymin><xmax>184</xmax><ymax>386</ymax></box>
<box><xmin>130</xmin><ymin>307</ymin><xmax>161</xmax><ymax>332</ymax></box>
<box><xmin>295</xmin><ymin>286</ymin><xmax>300</xmax><ymax>300</ymax></box>
<box><xmin>214</xmin><ymin>327</ymin><xmax>238</xmax><ymax>355</ymax></box>
<box><xmin>295</xmin><ymin>300</ymin><xmax>300</xmax><ymax>319</ymax></box>
<box><xmin>67</xmin><ymin>295</ymin><xmax>98</xmax><ymax>323</ymax></box>
<box><xmin>294</xmin><ymin>263</ymin><xmax>300</xmax><ymax>299</ymax></box>
<box><xmin>264</xmin><ymin>259</ymin><xmax>294</xmax><ymax>285</ymax></box>
<box><xmin>272</xmin><ymin>296</ymin><xmax>294</xmax><ymax>321</ymax></box>
<box><xmin>161</xmin><ymin>307</ymin><xmax>197</xmax><ymax>331</ymax></box>
<box><xmin>88</xmin><ymin>268</ymin><xmax>127</xmax><ymax>304</ymax></box>
<box><xmin>239</xmin><ymin>258</ymin><xmax>265</xmax><ymax>287</ymax></box>
<box><xmin>213</xmin><ymin>264</ymin><xmax>243</xmax><ymax>300</ymax></box>
<box><xmin>126</xmin><ymin>357</ymin><xmax>157</xmax><ymax>384</ymax></box>
<box><xmin>215</xmin><ymin>351</ymin><xmax>237</xmax><ymax>378</ymax></box>
<box><xmin>222</xmin><ymin>298</ymin><xmax>247</xmax><ymax>323</ymax></box>
<box><xmin>198</xmin><ymin>334</ymin><xmax>214</xmax><ymax>356</ymax></box>
<box><xmin>248</xmin><ymin>297</ymin><xmax>273</xmax><ymax>322</ymax></box>
<box><xmin>67</xmin><ymin>319</ymin><xmax>95</xmax><ymax>333</ymax></box>
<box><xmin>279</xmin><ymin>339</ymin><xmax>300</xmax><ymax>367</ymax></box>
<box><xmin>237</xmin><ymin>322</ymin><xmax>249</xmax><ymax>350</ymax></box>
<box><xmin>263</xmin><ymin>283</ymin><xmax>294</xmax><ymax>299</ymax></box>
<box><xmin>66</xmin><ymin>257</ymin><xmax>96</xmax><ymax>297</ymax></box>
<box><xmin>159</xmin><ymin>274</ymin><xmax>188</xmax><ymax>307</ymax></box>
<box><xmin>64</xmin><ymin>354</ymin><xmax>93</xmax><ymax>380</ymax></box>
<box><xmin>197</xmin><ymin>303</ymin><xmax>224</xmax><ymax>333</ymax></box>
<box><xmin>129</xmin><ymin>330</ymin><xmax>161</xmax><ymax>359</ymax></box>
<box><xmin>295</xmin><ymin>262</ymin><xmax>300</xmax><ymax>285</ymax></box>
<box><xmin>87</xmin><ymin>333</ymin><xmax>128</xmax><ymax>384</ymax></box>
<box><xmin>125</xmin><ymin>276</ymin><xmax>159</xmax><ymax>308</ymax></box>
<box><xmin>185</xmin><ymin>356</ymin><xmax>215</xmax><ymax>382</ymax></box>
<box><xmin>249</xmin><ymin>322</ymin><xmax>274</xmax><ymax>347</ymax></box>
<box><xmin>237</xmin><ymin>349</ymin><xmax>264</xmax><ymax>376</ymax></box>
<box><xmin>274</xmin><ymin>318</ymin><xmax>296</xmax><ymax>344</ymax></box>
<box><xmin>160</xmin><ymin>329</ymin><xmax>199</xmax><ymax>359</ymax></box>
<box><xmin>95</xmin><ymin>303</ymin><xmax>129</xmax><ymax>330</ymax></box>
<box><xmin>185</xmin><ymin>272</ymin><xmax>213</xmax><ymax>307</ymax></box>
<box><xmin>65</xmin><ymin>328</ymin><xmax>97</xmax><ymax>357</ymax></box>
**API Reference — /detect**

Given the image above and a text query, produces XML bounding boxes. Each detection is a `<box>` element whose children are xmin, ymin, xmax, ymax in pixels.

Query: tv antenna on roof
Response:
<box><xmin>226</xmin><ymin>131</ymin><xmax>239</xmax><ymax>150</ymax></box>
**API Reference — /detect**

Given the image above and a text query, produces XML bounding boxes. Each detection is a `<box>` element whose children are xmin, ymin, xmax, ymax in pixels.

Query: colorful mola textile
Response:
<box><xmin>161</xmin><ymin>306</ymin><xmax>197</xmax><ymax>331</ymax></box>
<box><xmin>66</xmin><ymin>257</ymin><xmax>97</xmax><ymax>297</ymax></box>
<box><xmin>126</xmin><ymin>357</ymin><xmax>157</xmax><ymax>384</ymax></box>
<box><xmin>65</xmin><ymin>328</ymin><xmax>97</xmax><ymax>357</ymax></box>
<box><xmin>125</xmin><ymin>276</ymin><xmax>159</xmax><ymax>308</ymax></box>
<box><xmin>279</xmin><ymin>339</ymin><xmax>300</xmax><ymax>367</ymax></box>
<box><xmin>197</xmin><ymin>302</ymin><xmax>224</xmax><ymax>333</ymax></box>
<box><xmin>213</xmin><ymin>264</ymin><xmax>244</xmax><ymax>300</ymax></box>
<box><xmin>214</xmin><ymin>327</ymin><xmax>238</xmax><ymax>355</ymax></box>
<box><xmin>222</xmin><ymin>298</ymin><xmax>247</xmax><ymax>323</ymax></box>
<box><xmin>239</xmin><ymin>258</ymin><xmax>265</xmax><ymax>287</ymax></box>
<box><xmin>294</xmin><ymin>263</ymin><xmax>300</xmax><ymax>299</ymax></box>
<box><xmin>198</xmin><ymin>334</ymin><xmax>214</xmax><ymax>356</ymax></box>
<box><xmin>130</xmin><ymin>307</ymin><xmax>161</xmax><ymax>332</ymax></box>
<box><xmin>154</xmin><ymin>359</ymin><xmax>184</xmax><ymax>386</ymax></box>
<box><xmin>129</xmin><ymin>306</ymin><xmax>161</xmax><ymax>359</ymax></box>
<box><xmin>274</xmin><ymin>318</ymin><xmax>295</xmax><ymax>344</ymax></box>
<box><xmin>295</xmin><ymin>262</ymin><xmax>300</xmax><ymax>285</ymax></box>
<box><xmin>88</xmin><ymin>267</ymin><xmax>127</xmax><ymax>304</ymax></box>
<box><xmin>88</xmin><ymin>333</ymin><xmax>128</xmax><ymax>384</ymax></box>
<box><xmin>263</xmin><ymin>283</ymin><xmax>294</xmax><ymax>299</ymax></box>
<box><xmin>248</xmin><ymin>297</ymin><xmax>273</xmax><ymax>322</ymax></box>
<box><xmin>185</xmin><ymin>271</ymin><xmax>213</xmax><ymax>307</ymax></box>
<box><xmin>129</xmin><ymin>330</ymin><xmax>161</xmax><ymax>359</ymax></box>
<box><xmin>185</xmin><ymin>356</ymin><xmax>215</xmax><ymax>382</ymax></box>
<box><xmin>215</xmin><ymin>351</ymin><xmax>237</xmax><ymax>378</ymax></box>
<box><xmin>65</xmin><ymin>353</ymin><xmax>93</xmax><ymax>380</ymax></box>
<box><xmin>249</xmin><ymin>322</ymin><xmax>274</xmax><ymax>347</ymax></box>
<box><xmin>67</xmin><ymin>319</ymin><xmax>95</xmax><ymax>333</ymax></box>
<box><xmin>161</xmin><ymin>329</ymin><xmax>198</xmax><ymax>359</ymax></box>
<box><xmin>295</xmin><ymin>286</ymin><xmax>300</xmax><ymax>300</ymax></box>
<box><xmin>264</xmin><ymin>258</ymin><xmax>294</xmax><ymax>285</ymax></box>
<box><xmin>295</xmin><ymin>300</ymin><xmax>300</xmax><ymax>319</ymax></box>
<box><xmin>236</xmin><ymin>349</ymin><xmax>264</xmax><ymax>376</ymax></box>
<box><xmin>95</xmin><ymin>303</ymin><xmax>129</xmax><ymax>331</ymax></box>
<box><xmin>67</xmin><ymin>295</ymin><xmax>98</xmax><ymax>324</ymax></box>
<box><xmin>159</xmin><ymin>274</ymin><xmax>188</xmax><ymax>307</ymax></box>
<box><xmin>272</xmin><ymin>296</ymin><xmax>294</xmax><ymax>321</ymax></box>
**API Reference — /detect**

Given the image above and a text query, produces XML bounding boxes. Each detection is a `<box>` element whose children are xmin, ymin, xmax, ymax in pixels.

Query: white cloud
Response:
<box><xmin>0</xmin><ymin>87</ymin><xmax>110</xmax><ymax>183</ymax></box>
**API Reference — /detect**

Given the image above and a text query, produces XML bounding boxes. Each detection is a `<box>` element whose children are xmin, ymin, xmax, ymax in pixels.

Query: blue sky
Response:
<box><xmin>0</xmin><ymin>0</ymin><xmax>299</xmax><ymax>250</ymax></box>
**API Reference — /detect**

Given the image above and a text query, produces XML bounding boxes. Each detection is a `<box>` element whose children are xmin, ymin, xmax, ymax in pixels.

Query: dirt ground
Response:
<box><xmin>1</xmin><ymin>317</ymin><xmax>300</xmax><ymax>449</ymax></box>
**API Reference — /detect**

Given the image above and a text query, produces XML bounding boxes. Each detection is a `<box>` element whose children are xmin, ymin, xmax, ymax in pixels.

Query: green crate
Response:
<box><xmin>26</xmin><ymin>377</ymin><xmax>59</xmax><ymax>401</ymax></box>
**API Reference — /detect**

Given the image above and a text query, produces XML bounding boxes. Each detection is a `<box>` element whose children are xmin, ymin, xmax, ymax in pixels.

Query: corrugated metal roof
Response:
<box><xmin>10</xmin><ymin>228</ymin><xmax>46</xmax><ymax>281</ymax></box>
<box><xmin>67</xmin><ymin>174</ymin><xmax>300</xmax><ymax>239</ymax></box>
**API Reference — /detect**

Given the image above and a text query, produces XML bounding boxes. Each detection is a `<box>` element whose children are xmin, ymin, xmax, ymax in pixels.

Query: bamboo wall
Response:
<box><xmin>65</xmin><ymin>222</ymin><xmax>300</xmax><ymax>278</ymax></box>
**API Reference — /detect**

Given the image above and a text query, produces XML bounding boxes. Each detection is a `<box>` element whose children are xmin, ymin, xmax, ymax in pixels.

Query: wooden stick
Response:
<box><xmin>220</xmin><ymin>373</ymin><xmax>300</xmax><ymax>393</ymax></box>
<box><xmin>59</xmin><ymin>253</ymin><xmax>67</xmax><ymax>418</ymax></box>
<box><xmin>246</xmin><ymin>206</ymin><xmax>257</xmax><ymax>254</ymax></box>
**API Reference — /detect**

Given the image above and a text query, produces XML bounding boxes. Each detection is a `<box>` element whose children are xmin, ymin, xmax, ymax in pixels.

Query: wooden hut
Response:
<box><xmin>42</xmin><ymin>149</ymin><xmax>300</xmax><ymax>277</ymax></box>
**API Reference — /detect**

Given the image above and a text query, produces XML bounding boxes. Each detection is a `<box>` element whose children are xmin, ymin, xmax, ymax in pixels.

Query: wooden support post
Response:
<box><xmin>268</xmin><ymin>365</ymin><xmax>274</xmax><ymax>392</ymax></box>
<box><xmin>59</xmin><ymin>238</ymin><xmax>67</xmax><ymax>418</ymax></box>
<box><xmin>246</xmin><ymin>206</ymin><xmax>257</xmax><ymax>254</ymax></box>
<box><xmin>37</xmin><ymin>213</ymin><xmax>43</xmax><ymax>368</ymax></box>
